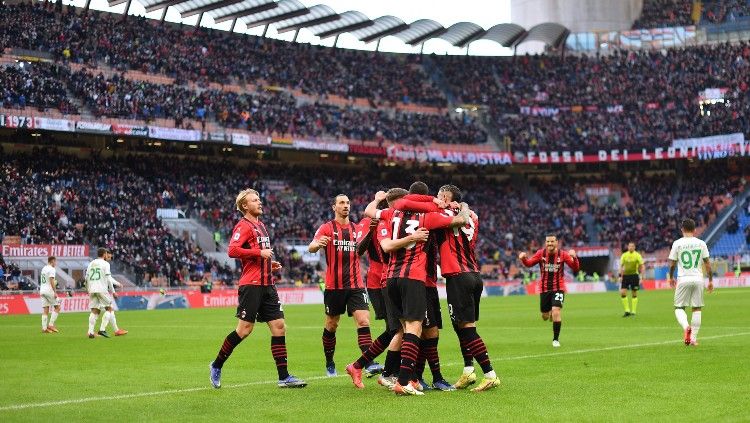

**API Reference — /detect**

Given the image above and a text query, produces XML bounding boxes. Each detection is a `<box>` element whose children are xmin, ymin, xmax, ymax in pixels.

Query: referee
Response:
<box><xmin>619</xmin><ymin>242</ymin><xmax>644</xmax><ymax>317</ymax></box>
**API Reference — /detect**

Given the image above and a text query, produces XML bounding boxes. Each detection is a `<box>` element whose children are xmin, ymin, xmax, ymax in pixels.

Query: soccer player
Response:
<box><xmin>85</xmin><ymin>248</ymin><xmax>118</xmax><ymax>338</ymax></box>
<box><xmin>346</xmin><ymin>188</ymin><xmax>426</xmax><ymax>390</ymax></box>
<box><xmin>355</xmin><ymin>207</ymin><xmax>391</xmax><ymax>377</ymax></box>
<box><xmin>308</xmin><ymin>194</ymin><xmax>374</xmax><ymax>377</ymax></box>
<box><xmin>667</xmin><ymin>218</ymin><xmax>713</xmax><ymax>346</ymax></box>
<box><xmin>369</xmin><ymin>182</ymin><xmax>469</xmax><ymax>395</ymax></box>
<box><xmin>619</xmin><ymin>242</ymin><xmax>644</xmax><ymax>317</ymax></box>
<box><xmin>209</xmin><ymin>189</ymin><xmax>306</xmax><ymax>389</ymax></box>
<box><xmin>413</xmin><ymin>233</ymin><xmax>456</xmax><ymax>391</ymax></box>
<box><xmin>40</xmin><ymin>256</ymin><xmax>60</xmax><ymax>333</ymax></box>
<box><xmin>100</xmin><ymin>277</ymin><xmax>128</xmax><ymax>336</ymax></box>
<box><xmin>519</xmin><ymin>235</ymin><xmax>580</xmax><ymax>347</ymax></box>
<box><xmin>394</xmin><ymin>185</ymin><xmax>498</xmax><ymax>392</ymax></box>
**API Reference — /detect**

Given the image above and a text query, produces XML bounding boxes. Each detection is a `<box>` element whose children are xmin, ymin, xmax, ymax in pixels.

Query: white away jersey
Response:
<box><xmin>668</xmin><ymin>236</ymin><xmax>710</xmax><ymax>280</ymax></box>
<box><xmin>40</xmin><ymin>265</ymin><xmax>56</xmax><ymax>292</ymax></box>
<box><xmin>86</xmin><ymin>258</ymin><xmax>111</xmax><ymax>294</ymax></box>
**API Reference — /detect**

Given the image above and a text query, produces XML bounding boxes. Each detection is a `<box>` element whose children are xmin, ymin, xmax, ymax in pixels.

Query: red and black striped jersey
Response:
<box><xmin>314</xmin><ymin>220</ymin><xmax>363</xmax><ymax>290</ymax></box>
<box><xmin>228</xmin><ymin>218</ymin><xmax>274</xmax><ymax>286</ymax></box>
<box><xmin>358</xmin><ymin>217</ymin><xmax>389</xmax><ymax>289</ymax></box>
<box><xmin>521</xmin><ymin>248</ymin><xmax>580</xmax><ymax>293</ymax></box>
<box><xmin>391</xmin><ymin>197</ymin><xmax>480</xmax><ymax>277</ymax></box>
<box><xmin>376</xmin><ymin>208</ymin><xmax>454</xmax><ymax>283</ymax></box>
<box><xmin>436</xmin><ymin>210</ymin><xmax>480</xmax><ymax>276</ymax></box>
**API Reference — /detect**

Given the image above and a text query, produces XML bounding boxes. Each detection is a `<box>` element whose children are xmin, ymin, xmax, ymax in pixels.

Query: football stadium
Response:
<box><xmin>1</xmin><ymin>0</ymin><xmax>750</xmax><ymax>420</ymax></box>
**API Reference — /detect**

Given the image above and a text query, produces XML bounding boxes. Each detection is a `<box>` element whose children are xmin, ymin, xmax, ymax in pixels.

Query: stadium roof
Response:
<box><xmin>106</xmin><ymin>0</ymin><xmax>570</xmax><ymax>50</ymax></box>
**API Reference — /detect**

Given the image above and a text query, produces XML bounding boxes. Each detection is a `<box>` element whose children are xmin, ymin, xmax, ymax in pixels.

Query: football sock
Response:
<box><xmin>354</xmin><ymin>330</ymin><xmax>391</xmax><ymax>369</ymax></box>
<box><xmin>110</xmin><ymin>312</ymin><xmax>119</xmax><ymax>331</ymax></box>
<box><xmin>88</xmin><ymin>313</ymin><xmax>97</xmax><ymax>334</ymax></box>
<box><xmin>621</xmin><ymin>296</ymin><xmax>630</xmax><ymax>313</ymax></box>
<box><xmin>271</xmin><ymin>336</ymin><xmax>289</xmax><ymax>380</ymax></box>
<box><xmin>414</xmin><ymin>349</ymin><xmax>426</xmax><ymax>380</ymax></box>
<box><xmin>423</xmin><ymin>337</ymin><xmax>443</xmax><ymax>381</ymax></box>
<box><xmin>690</xmin><ymin>311</ymin><xmax>701</xmax><ymax>342</ymax></box>
<box><xmin>42</xmin><ymin>314</ymin><xmax>48</xmax><ymax>330</ymax></box>
<box><xmin>383</xmin><ymin>350</ymin><xmax>401</xmax><ymax>377</ymax></box>
<box><xmin>459</xmin><ymin>327</ymin><xmax>493</xmax><ymax>374</ymax></box>
<box><xmin>100</xmin><ymin>311</ymin><xmax>111</xmax><ymax>332</ymax></box>
<box><xmin>675</xmin><ymin>308</ymin><xmax>689</xmax><ymax>330</ymax></box>
<box><xmin>50</xmin><ymin>311</ymin><xmax>59</xmax><ymax>326</ymax></box>
<box><xmin>322</xmin><ymin>328</ymin><xmax>336</xmax><ymax>365</ymax></box>
<box><xmin>213</xmin><ymin>330</ymin><xmax>243</xmax><ymax>369</ymax></box>
<box><xmin>631</xmin><ymin>297</ymin><xmax>638</xmax><ymax>314</ymax></box>
<box><xmin>397</xmin><ymin>333</ymin><xmax>420</xmax><ymax>387</ymax></box>
<box><xmin>552</xmin><ymin>321</ymin><xmax>562</xmax><ymax>341</ymax></box>
<box><xmin>357</xmin><ymin>327</ymin><xmax>372</xmax><ymax>353</ymax></box>
<box><xmin>454</xmin><ymin>324</ymin><xmax>474</xmax><ymax>367</ymax></box>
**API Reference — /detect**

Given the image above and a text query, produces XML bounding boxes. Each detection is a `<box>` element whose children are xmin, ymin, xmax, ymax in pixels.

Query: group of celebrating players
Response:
<box><xmin>209</xmin><ymin>181</ymin><xmax>582</xmax><ymax>395</ymax></box>
<box><xmin>38</xmin><ymin>178</ymin><xmax>712</xmax><ymax>396</ymax></box>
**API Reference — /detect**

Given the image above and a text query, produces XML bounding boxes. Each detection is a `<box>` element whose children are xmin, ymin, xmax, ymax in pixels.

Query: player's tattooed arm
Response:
<box><xmin>379</xmin><ymin>227</ymin><xmax>429</xmax><ymax>253</ymax></box>
<box><xmin>364</xmin><ymin>191</ymin><xmax>387</xmax><ymax>218</ymax></box>
<box><xmin>356</xmin><ymin>229</ymin><xmax>374</xmax><ymax>256</ymax></box>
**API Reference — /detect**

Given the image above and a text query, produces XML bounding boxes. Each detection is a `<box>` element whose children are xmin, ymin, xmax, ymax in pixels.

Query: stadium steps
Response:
<box><xmin>707</xmin><ymin>185</ymin><xmax>750</xmax><ymax>257</ymax></box>
<box><xmin>113</xmin><ymin>274</ymin><xmax>136</xmax><ymax>288</ymax></box>
<box><xmin>710</xmin><ymin>212</ymin><xmax>750</xmax><ymax>257</ymax></box>
<box><xmin>161</xmin><ymin>218</ymin><xmax>218</xmax><ymax>253</ymax></box>
<box><xmin>421</xmin><ymin>55</ymin><xmax>457</xmax><ymax>105</ymax></box>
<box><xmin>582</xmin><ymin>213</ymin><xmax>598</xmax><ymax>244</ymax></box>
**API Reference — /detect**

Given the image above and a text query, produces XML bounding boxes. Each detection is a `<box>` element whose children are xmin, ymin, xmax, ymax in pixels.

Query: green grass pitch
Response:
<box><xmin>1</xmin><ymin>288</ymin><xmax>749</xmax><ymax>422</ymax></box>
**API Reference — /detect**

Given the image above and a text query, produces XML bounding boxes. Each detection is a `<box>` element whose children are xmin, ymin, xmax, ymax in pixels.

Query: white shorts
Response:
<box><xmin>40</xmin><ymin>291</ymin><xmax>60</xmax><ymax>308</ymax></box>
<box><xmin>89</xmin><ymin>292</ymin><xmax>113</xmax><ymax>309</ymax></box>
<box><xmin>674</xmin><ymin>280</ymin><xmax>704</xmax><ymax>308</ymax></box>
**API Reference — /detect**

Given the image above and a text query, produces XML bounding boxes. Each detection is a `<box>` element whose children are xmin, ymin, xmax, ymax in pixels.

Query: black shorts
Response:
<box><xmin>380</xmin><ymin>282</ymin><xmax>402</xmax><ymax>333</ymax></box>
<box><xmin>540</xmin><ymin>290</ymin><xmax>565</xmax><ymax>313</ymax></box>
<box><xmin>423</xmin><ymin>286</ymin><xmax>442</xmax><ymax>329</ymax></box>
<box><xmin>368</xmin><ymin>288</ymin><xmax>387</xmax><ymax>320</ymax></box>
<box><xmin>324</xmin><ymin>288</ymin><xmax>369</xmax><ymax>317</ymax></box>
<box><xmin>446</xmin><ymin>272</ymin><xmax>483</xmax><ymax>323</ymax></box>
<box><xmin>236</xmin><ymin>285</ymin><xmax>284</xmax><ymax>323</ymax></box>
<box><xmin>621</xmin><ymin>274</ymin><xmax>640</xmax><ymax>290</ymax></box>
<box><xmin>386</xmin><ymin>277</ymin><xmax>426</xmax><ymax>322</ymax></box>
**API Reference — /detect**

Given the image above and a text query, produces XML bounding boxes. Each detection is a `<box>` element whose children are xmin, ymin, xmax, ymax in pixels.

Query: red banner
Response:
<box><xmin>0</xmin><ymin>295</ymin><xmax>30</xmax><ymax>315</ymax></box>
<box><xmin>0</xmin><ymin>244</ymin><xmax>89</xmax><ymax>258</ymax></box>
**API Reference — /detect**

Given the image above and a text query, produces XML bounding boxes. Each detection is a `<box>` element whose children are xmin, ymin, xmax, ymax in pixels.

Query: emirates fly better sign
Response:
<box><xmin>1</xmin><ymin>244</ymin><xmax>89</xmax><ymax>258</ymax></box>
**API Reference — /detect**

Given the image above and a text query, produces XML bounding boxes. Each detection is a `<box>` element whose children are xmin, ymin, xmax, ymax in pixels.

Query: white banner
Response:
<box><xmin>292</xmin><ymin>139</ymin><xmax>349</xmax><ymax>153</ymax></box>
<box><xmin>156</xmin><ymin>208</ymin><xmax>186</xmax><ymax>219</ymax></box>
<box><xmin>231</xmin><ymin>133</ymin><xmax>271</xmax><ymax>146</ymax></box>
<box><xmin>148</xmin><ymin>126</ymin><xmax>201</xmax><ymax>142</ymax></box>
<box><xmin>76</xmin><ymin>121</ymin><xmax>111</xmax><ymax>133</ymax></box>
<box><xmin>34</xmin><ymin>117</ymin><xmax>74</xmax><ymax>132</ymax></box>
<box><xmin>672</xmin><ymin>133</ymin><xmax>745</xmax><ymax>149</ymax></box>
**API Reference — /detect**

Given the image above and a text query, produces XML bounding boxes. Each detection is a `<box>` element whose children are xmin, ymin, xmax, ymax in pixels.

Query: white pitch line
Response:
<box><xmin>1</xmin><ymin>331</ymin><xmax>749</xmax><ymax>412</ymax></box>
<box><xmin>0</xmin><ymin>375</ymin><xmax>333</xmax><ymax>412</ymax></box>
<box><xmin>495</xmin><ymin>331</ymin><xmax>750</xmax><ymax>361</ymax></box>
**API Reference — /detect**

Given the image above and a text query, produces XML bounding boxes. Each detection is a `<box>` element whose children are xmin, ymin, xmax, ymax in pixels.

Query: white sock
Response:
<box><xmin>691</xmin><ymin>311</ymin><xmax>702</xmax><ymax>342</ymax></box>
<box><xmin>42</xmin><ymin>315</ymin><xmax>48</xmax><ymax>330</ymax></box>
<box><xmin>110</xmin><ymin>312</ymin><xmax>119</xmax><ymax>331</ymax></box>
<box><xmin>463</xmin><ymin>366</ymin><xmax>475</xmax><ymax>375</ymax></box>
<box><xmin>675</xmin><ymin>308</ymin><xmax>689</xmax><ymax>330</ymax></box>
<box><xmin>50</xmin><ymin>311</ymin><xmax>59</xmax><ymax>326</ymax></box>
<box><xmin>485</xmin><ymin>370</ymin><xmax>497</xmax><ymax>379</ymax></box>
<box><xmin>100</xmin><ymin>311</ymin><xmax>112</xmax><ymax>331</ymax></box>
<box><xmin>88</xmin><ymin>313</ymin><xmax>97</xmax><ymax>334</ymax></box>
